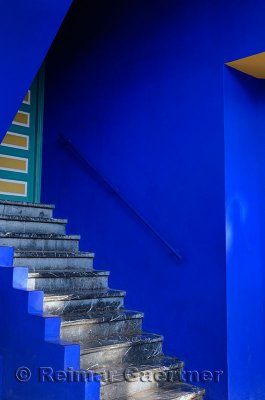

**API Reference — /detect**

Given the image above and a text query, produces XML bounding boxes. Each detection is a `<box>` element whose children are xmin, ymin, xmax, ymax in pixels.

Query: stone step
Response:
<box><xmin>0</xmin><ymin>200</ymin><xmax>204</xmax><ymax>400</ymax></box>
<box><xmin>0</xmin><ymin>215</ymin><xmax>67</xmax><ymax>235</ymax></box>
<box><xmin>0</xmin><ymin>233</ymin><xmax>80</xmax><ymax>252</ymax></box>
<box><xmin>93</xmin><ymin>356</ymin><xmax>184</xmax><ymax>400</ymax></box>
<box><xmin>122</xmin><ymin>382</ymin><xmax>205</xmax><ymax>400</ymax></box>
<box><xmin>14</xmin><ymin>250</ymin><xmax>95</xmax><ymax>270</ymax></box>
<box><xmin>28</xmin><ymin>269</ymin><xmax>110</xmax><ymax>291</ymax></box>
<box><xmin>79</xmin><ymin>332</ymin><xmax>163</xmax><ymax>367</ymax></box>
<box><xmin>61</xmin><ymin>309</ymin><xmax>144</xmax><ymax>341</ymax></box>
<box><xmin>44</xmin><ymin>288</ymin><xmax>126</xmax><ymax>314</ymax></box>
<box><xmin>0</xmin><ymin>200</ymin><xmax>54</xmax><ymax>219</ymax></box>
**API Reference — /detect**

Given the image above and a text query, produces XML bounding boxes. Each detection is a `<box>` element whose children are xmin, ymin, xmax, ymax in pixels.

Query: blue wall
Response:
<box><xmin>0</xmin><ymin>0</ymin><xmax>72</xmax><ymax>141</ymax></box>
<box><xmin>41</xmin><ymin>1</ymin><xmax>265</xmax><ymax>399</ymax></box>
<box><xmin>224</xmin><ymin>69</ymin><xmax>265</xmax><ymax>400</ymax></box>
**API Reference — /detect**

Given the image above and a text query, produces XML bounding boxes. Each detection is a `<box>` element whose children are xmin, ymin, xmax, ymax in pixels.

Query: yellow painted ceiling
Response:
<box><xmin>226</xmin><ymin>52</ymin><xmax>265</xmax><ymax>79</ymax></box>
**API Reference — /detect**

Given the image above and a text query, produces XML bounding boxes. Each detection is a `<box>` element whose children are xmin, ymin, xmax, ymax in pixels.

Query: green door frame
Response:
<box><xmin>34</xmin><ymin>64</ymin><xmax>45</xmax><ymax>203</ymax></box>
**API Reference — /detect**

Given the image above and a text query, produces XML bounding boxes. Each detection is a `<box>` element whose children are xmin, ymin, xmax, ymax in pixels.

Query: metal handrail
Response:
<box><xmin>59</xmin><ymin>134</ymin><xmax>182</xmax><ymax>260</ymax></box>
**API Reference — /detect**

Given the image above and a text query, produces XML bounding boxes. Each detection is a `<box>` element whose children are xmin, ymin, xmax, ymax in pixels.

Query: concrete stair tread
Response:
<box><xmin>44</xmin><ymin>288</ymin><xmax>126</xmax><ymax>301</ymax></box>
<box><xmin>28</xmin><ymin>269</ymin><xmax>110</xmax><ymax>278</ymax></box>
<box><xmin>122</xmin><ymin>382</ymin><xmax>205</xmax><ymax>400</ymax></box>
<box><xmin>14</xmin><ymin>250</ymin><xmax>95</xmax><ymax>258</ymax></box>
<box><xmin>14</xmin><ymin>251</ymin><xmax>95</xmax><ymax>271</ymax></box>
<box><xmin>89</xmin><ymin>354</ymin><xmax>183</xmax><ymax>378</ymax></box>
<box><xmin>78</xmin><ymin>332</ymin><xmax>163</xmax><ymax>354</ymax></box>
<box><xmin>0</xmin><ymin>233</ymin><xmax>79</xmax><ymax>239</ymax></box>
<box><xmin>0</xmin><ymin>200</ymin><xmax>54</xmax><ymax>209</ymax></box>
<box><xmin>1</xmin><ymin>233</ymin><xmax>80</xmax><ymax>252</ymax></box>
<box><xmin>0</xmin><ymin>214</ymin><xmax>67</xmax><ymax>224</ymax></box>
<box><xmin>61</xmin><ymin>309</ymin><xmax>144</xmax><ymax>326</ymax></box>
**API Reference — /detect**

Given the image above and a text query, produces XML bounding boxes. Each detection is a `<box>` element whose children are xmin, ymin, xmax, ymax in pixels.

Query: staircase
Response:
<box><xmin>0</xmin><ymin>200</ymin><xmax>205</xmax><ymax>400</ymax></box>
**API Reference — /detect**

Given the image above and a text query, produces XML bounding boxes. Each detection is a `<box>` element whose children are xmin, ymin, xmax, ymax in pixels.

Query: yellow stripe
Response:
<box><xmin>2</xmin><ymin>133</ymin><xmax>28</xmax><ymax>149</ymax></box>
<box><xmin>23</xmin><ymin>91</ymin><xmax>30</xmax><ymax>105</ymax></box>
<box><xmin>13</xmin><ymin>111</ymin><xmax>30</xmax><ymax>127</ymax></box>
<box><xmin>0</xmin><ymin>180</ymin><xmax>27</xmax><ymax>196</ymax></box>
<box><xmin>226</xmin><ymin>52</ymin><xmax>265</xmax><ymax>79</ymax></box>
<box><xmin>0</xmin><ymin>155</ymin><xmax>27</xmax><ymax>173</ymax></box>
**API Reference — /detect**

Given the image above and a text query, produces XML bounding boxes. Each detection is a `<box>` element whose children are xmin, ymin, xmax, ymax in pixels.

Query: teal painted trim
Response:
<box><xmin>34</xmin><ymin>64</ymin><xmax>45</xmax><ymax>203</ymax></box>
<box><xmin>0</xmin><ymin>67</ymin><xmax>44</xmax><ymax>203</ymax></box>
<box><xmin>0</xmin><ymin>79</ymin><xmax>38</xmax><ymax>203</ymax></box>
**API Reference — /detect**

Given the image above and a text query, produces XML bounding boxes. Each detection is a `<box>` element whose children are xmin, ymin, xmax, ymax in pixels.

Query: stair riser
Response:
<box><xmin>81</xmin><ymin>340</ymin><xmax>163</xmax><ymax>367</ymax></box>
<box><xmin>0</xmin><ymin>204</ymin><xmax>53</xmax><ymax>219</ymax></box>
<box><xmin>28</xmin><ymin>276</ymin><xmax>108</xmax><ymax>291</ymax></box>
<box><xmin>0</xmin><ymin>220</ymin><xmax>66</xmax><ymax>235</ymax></box>
<box><xmin>44</xmin><ymin>297</ymin><xmax>124</xmax><ymax>315</ymax></box>
<box><xmin>101</xmin><ymin>380</ymin><xmax>158</xmax><ymax>400</ymax></box>
<box><xmin>0</xmin><ymin>237</ymin><xmax>79</xmax><ymax>252</ymax></box>
<box><xmin>14</xmin><ymin>257</ymin><xmax>94</xmax><ymax>270</ymax></box>
<box><xmin>100</xmin><ymin>368</ymin><xmax>181</xmax><ymax>400</ymax></box>
<box><xmin>61</xmin><ymin>318</ymin><xmax>143</xmax><ymax>341</ymax></box>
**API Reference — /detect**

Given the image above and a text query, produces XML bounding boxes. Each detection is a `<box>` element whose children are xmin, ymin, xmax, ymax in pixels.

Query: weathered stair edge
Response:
<box><xmin>14</xmin><ymin>250</ymin><xmax>95</xmax><ymax>270</ymax></box>
<box><xmin>125</xmin><ymin>382</ymin><xmax>205</xmax><ymax>400</ymax></box>
<box><xmin>80</xmin><ymin>332</ymin><xmax>164</xmax><ymax>366</ymax></box>
<box><xmin>0</xmin><ymin>233</ymin><xmax>80</xmax><ymax>252</ymax></box>
<box><xmin>28</xmin><ymin>269</ymin><xmax>110</xmax><ymax>291</ymax></box>
<box><xmin>0</xmin><ymin>215</ymin><xmax>67</xmax><ymax>235</ymax></box>
<box><xmin>61</xmin><ymin>310</ymin><xmax>144</xmax><ymax>341</ymax></box>
<box><xmin>44</xmin><ymin>289</ymin><xmax>126</xmax><ymax>314</ymax></box>
<box><xmin>0</xmin><ymin>200</ymin><xmax>54</xmax><ymax>218</ymax></box>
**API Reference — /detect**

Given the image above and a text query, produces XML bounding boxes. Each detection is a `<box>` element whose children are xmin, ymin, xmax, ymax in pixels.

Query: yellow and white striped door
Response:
<box><xmin>0</xmin><ymin>71</ymin><xmax>44</xmax><ymax>202</ymax></box>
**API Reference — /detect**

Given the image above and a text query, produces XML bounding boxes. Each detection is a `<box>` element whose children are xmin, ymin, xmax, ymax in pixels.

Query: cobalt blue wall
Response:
<box><xmin>0</xmin><ymin>0</ymin><xmax>73</xmax><ymax>141</ymax></box>
<box><xmin>224</xmin><ymin>69</ymin><xmax>265</xmax><ymax>400</ymax></box>
<box><xmin>41</xmin><ymin>1</ymin><xmax>265</xmax><ymax>399</ymax></box>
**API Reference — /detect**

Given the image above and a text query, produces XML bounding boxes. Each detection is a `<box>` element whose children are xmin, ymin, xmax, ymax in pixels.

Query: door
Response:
<box><xmin>0</xmin><ymin>68</ymin><xmax>44</xmax><ymax>203</ymax></box>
